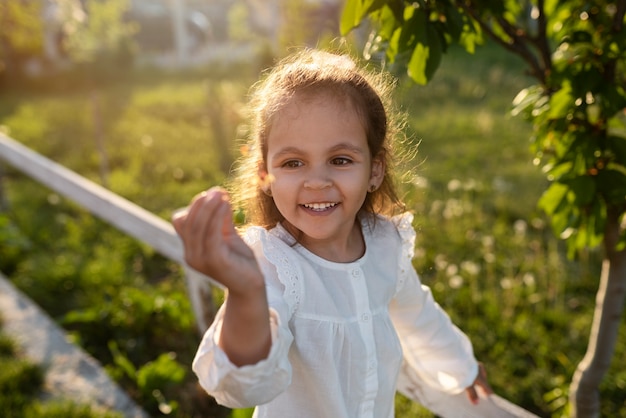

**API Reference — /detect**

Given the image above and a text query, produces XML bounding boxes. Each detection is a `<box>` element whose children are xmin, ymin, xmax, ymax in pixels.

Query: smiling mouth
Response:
<box><xmin>302</xmin><ymin>202</ymin><xmax>338</xmax><ymax>211</ymax></box>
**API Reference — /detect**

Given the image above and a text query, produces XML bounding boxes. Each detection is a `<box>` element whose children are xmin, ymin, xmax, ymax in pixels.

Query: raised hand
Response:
<box><xmin>172</xmin><ymin>187</ymin><xmax>263</xmax><ymax>294</ymax></box>
<box><xmin>172</xmin><ymin>187</ymin><xmax>271</xmax><ymax>366</ymax></box>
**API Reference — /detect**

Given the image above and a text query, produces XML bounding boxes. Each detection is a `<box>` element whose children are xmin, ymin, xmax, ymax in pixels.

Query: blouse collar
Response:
<box><xmin>270</xmin><ymin>217</ymin><xmax>372</xmax><ymax>270</ymax></box>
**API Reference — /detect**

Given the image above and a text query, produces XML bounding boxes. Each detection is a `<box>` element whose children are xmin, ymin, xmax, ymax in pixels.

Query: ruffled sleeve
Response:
<box><xmin>191</xmin><ymin>227</ymin><xmax>302</xmax><ymax>408</ymax></box>
<box><xmin>389</xmin><ymin>213</ymin><xmax>479</xmax><ymax>397</ymax></box>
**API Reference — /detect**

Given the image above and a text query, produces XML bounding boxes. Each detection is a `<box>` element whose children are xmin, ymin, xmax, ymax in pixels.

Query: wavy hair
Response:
<box><xmin>228</xmin><ymin>48</ymin><xmax>407</xmax><ymax>229</ymax></box>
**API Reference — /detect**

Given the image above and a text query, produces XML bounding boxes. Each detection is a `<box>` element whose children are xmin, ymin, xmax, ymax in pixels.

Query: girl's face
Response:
<box><xmin>265</xmin><ymin>93</ymin><xmax>384</xmax><ymax>261</ymax></box>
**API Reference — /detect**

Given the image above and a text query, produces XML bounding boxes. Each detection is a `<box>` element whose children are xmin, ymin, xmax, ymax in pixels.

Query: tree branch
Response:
<box><xmin>456</xmin><ymin>1</ymin><xmax>546</xmax><ymax>84</ymax></box>
<box><xmin>531</xmin><ymin>0</ymin><xmax>553</xmax><ymax>80</ymax></box>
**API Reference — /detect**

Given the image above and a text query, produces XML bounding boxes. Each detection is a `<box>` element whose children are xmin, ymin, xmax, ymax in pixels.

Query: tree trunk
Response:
<box><xmin>569</xmin><ymin>207</ymin><xmax>626</xmax><ymax>418</ymax></box>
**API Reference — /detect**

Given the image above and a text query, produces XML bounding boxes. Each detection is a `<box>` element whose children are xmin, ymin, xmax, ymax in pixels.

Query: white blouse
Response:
<box><xmin>192</xmin><ymin>213</ymin><xmax>478</xmax><ymax>418</ymax></box>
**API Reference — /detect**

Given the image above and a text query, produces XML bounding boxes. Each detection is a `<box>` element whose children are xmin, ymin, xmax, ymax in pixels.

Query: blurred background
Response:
<box><xmin>0</xmin><ymin>1</ymin><xmax>624</xmax><ymax>417</ymax></box>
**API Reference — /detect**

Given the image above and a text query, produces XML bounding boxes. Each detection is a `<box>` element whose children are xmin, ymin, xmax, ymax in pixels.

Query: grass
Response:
<box><xmin>0</xmin><ymin>41</ymin><xmax>625</xmax><ymax>418</ymax></box>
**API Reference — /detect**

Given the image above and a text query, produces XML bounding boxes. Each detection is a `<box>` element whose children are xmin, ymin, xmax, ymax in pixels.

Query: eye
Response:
<box><xmin>331</xmin><ymin>157</ymin><xmax>353</xmax><ymax>166</ymax></box>
<box><xmin>282</xmin><ymin>160</ymin><xmax>303</xmax><ymax>168</ymax></box>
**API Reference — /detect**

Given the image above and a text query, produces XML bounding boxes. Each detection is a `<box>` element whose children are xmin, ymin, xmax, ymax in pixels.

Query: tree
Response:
<box><xmin>340</xmin><ymin>1</ymin><xmax>626</xmax><ymax>417</ymax></box>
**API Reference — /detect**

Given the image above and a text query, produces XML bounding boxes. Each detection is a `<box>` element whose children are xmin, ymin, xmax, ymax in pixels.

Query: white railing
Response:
<box><xmin>0</xmin><ymin>133</ymin><xmax>218</xmax><ymax>333</ymax></box>
<box><xmin>0</xmin><ymin>133</ymin><xmax>538</xmax><ymax>417</ymax></box>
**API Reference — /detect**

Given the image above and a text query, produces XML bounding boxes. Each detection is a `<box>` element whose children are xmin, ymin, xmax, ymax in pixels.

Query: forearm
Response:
<box><xmin>219</xmin><ymin>278</ymin><xmax>272</xmax><ymax>367</ymax></box>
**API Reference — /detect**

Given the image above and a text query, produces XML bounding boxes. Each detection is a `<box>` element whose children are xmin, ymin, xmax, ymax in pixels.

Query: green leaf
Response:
<box><xmin>408</xmin><ymin>43</ymin><xmax>429</xmax><ymax>85</ymax></box>
<box><xmin>397</xmin><ymin>7</ymin><xmax>426</xmax><ymax>51</ymax></box>
<box><xmin>402</xmin><ymin>8</ymin><xmax>443</xmax><ymax>84</ymax></box>
<box><xmin>375</xmin><ymin>5</ymin><xmax>400</xmax><ymax>40</ymax></box>
<box><xmin>340</xmin><ymin>0</ymin><xmax>363</xmax><ymax>35</ymax></box>
<box><xmin>538</xmin><ymin>182</ymin><xmax>570</xmax><ymax>216</ymax></box>
<box><xmin>596</xmin><ymin>169</ymin><xmax>626</xmax><ymax>204</ymax></box>
<box><xmin>424</xmin><ymin>24</ymin><xmax>443</xmax><ymax>81</ymax></box>
<box><xmin>230</xmin><ymin>409</ymin><xmax>255</xmax><ymax>418</ymax></box>
<box><xmin>544</xmin><ymin>161</ymin><xmax>574</xmax><ymax>181</ymax></box>
<box><xmin>136</xmin><ymin>352</ymin><xmax>186</xmax><ymax>393</ymax></box>
<box><xmin>607</xmin><ymin>135</ymin><xmax>626</xmax><ymax>164</ymax></box>
<box><xmin>589</xmin><ymin>199</ymin><xmax>606</xmax><ymax>247</ymax></box>
<box><xmin>443</xmin><ymin>3</ymin><xmax>465</xmax><ymax>42</ymax></box>
<box><xmin>108</xmin><ymin>340</ymin><xmax>136</xmax><ymax>380</ymax></box>
<box><xmin>547</xmin><ymin>204</ymin><xmax>576</xmax><ymax>242</ymax></box>
<box><xmin>340</xmin><ymin>0</ymin><xmax>388</xmax><ymax>34</ymax></box>
<box><xmin>511</xmin><ymin>86</ymin><xmax>545</xmax><ymax>118</ymax></box>
<box><xmin>563</xmin><ymin>175</ymin><xmax>595</xmax><ymax>206</ymax></box>
<box><xmin>548</xmin><ymin>83</ymin><xmax>573</xmax><ymax>120</ymax></box>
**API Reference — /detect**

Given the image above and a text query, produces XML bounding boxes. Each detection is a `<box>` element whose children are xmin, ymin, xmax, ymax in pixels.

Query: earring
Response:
<box><xmin>368</xmin><ymin>184</ymin><xmax>377</xmax><ymax>193</ymax></box>
<box><xmin>263</xmin><ymin>188</ymin><xmax>273</xmax><ymax>197</ymax></box>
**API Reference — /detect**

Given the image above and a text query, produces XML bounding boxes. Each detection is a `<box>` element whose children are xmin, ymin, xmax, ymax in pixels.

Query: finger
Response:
<box><xmin>171</xmin><ymin>190</ymin><xmax>207</xmax><ymax>234</ymax></box>
<box><xmin>478</xmin><ymin>378</ymin><xmax>494</xmax><ymax>395</ymax></box>
<box><xmin>466</xmin><ymin>386</ymin><xmax>479</xmax><ymax>405</ymax></box>
<box><xmin>184</xmin><ymin>188</ymin><xmax>224</xmax><ymax>232</ymax></box>
<box><xmin>179</xmin><ymin>191</ymin><xmax>224</xmax><ymax>262</ymax></box>
<box><xmin>476</xmin><ymin>363</ymin><xmax>493</xmax><ymax>395</ymax></box>
<box><xmin>171</xmin><ymin>207</ymin><xmax>189</xmax><ymax>234</ymax></box>
<box><xmin>204</xmin><ymin>194</ymin><xmax>230</xmax><ymax>245</ymax></box>
<box><xmin>189</xmin><ymin>193</ymin><xmax>225</xmax><ymax>251</ymax></box>
<box><xmin>218</xmin><ymin>197</ymin><xmax>237</xmax><ymax>237</ymax></box>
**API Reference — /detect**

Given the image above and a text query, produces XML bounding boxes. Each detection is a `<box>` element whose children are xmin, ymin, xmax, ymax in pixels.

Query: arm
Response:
<box><xmin>390</xmin><ymin>213</ymin><xmax>492</xmax><ymax>401</ymax></box>
<box><xmin>391</xmin><ymin>270</ymin><xmax>479</xmax><ymax>393</ymax></box>
<box><xmin>172</xmin><ymin>187</ymin><xmax>271</xmax><ymax>366</ymax></box>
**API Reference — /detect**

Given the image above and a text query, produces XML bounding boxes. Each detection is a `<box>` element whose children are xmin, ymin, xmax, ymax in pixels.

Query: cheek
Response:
<box><xmin>269</xmin><ymin>175</ymin><xmax>296</xmax><ymax>196</ymax></box>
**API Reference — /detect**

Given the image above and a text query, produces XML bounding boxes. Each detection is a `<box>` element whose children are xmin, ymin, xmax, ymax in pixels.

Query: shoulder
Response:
<box><xmin>362</xmin><ymin>212</ymin><xmax>414</xmax><ymax>238</ymax></box>
<box><xmin>242</xmin><ymin>225</ymin><xmax>300</xmax><ymax>271</ymax></box>
<box><xmin>362</xmin><ymin>212</ymin><xmax>416</xmax><ymax>260</ymax></box>
<box><xmin>243</xmin><ymin>225</ymin><xmax>295</xmax><ymax>248</ymax></box>
<box><xmin>242</xmin><ymin>225</ymin><xmax>303</xmax><ymax>315</ymax></box>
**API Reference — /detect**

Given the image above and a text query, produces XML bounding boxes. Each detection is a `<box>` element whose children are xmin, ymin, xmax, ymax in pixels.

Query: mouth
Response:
<box><xmin>301</xmin><ymin>202</ymin><xmax>338</xmax><ymax>212</ymax></box>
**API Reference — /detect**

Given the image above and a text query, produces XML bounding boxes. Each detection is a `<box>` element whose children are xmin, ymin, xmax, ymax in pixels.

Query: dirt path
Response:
<box><xmin>0</xmin><ymin>273</ymin><xmax>148</xmax><ymax>418</ymax></box>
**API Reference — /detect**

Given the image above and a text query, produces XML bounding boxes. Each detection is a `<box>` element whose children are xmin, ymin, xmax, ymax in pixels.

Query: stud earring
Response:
<box><xmin>263</xmin><ymin>188</ymin><xmax>273</xmax><ymax>197</ymax></box>
<box><xmin>368</xmin><ymin>184</ymin><xmax>377</xmax><ymax>193</ymax></box>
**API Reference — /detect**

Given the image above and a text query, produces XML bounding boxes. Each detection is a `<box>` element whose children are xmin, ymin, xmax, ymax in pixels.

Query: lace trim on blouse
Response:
<box><xmin>392</xmin><ymin>212</ymin><xmax>416</xmax><ymax>294</ymax></box>
<box><xmin>245</xmin><ymin>227</ymin><xmax>303</xmax><ymax>317</ymax></box>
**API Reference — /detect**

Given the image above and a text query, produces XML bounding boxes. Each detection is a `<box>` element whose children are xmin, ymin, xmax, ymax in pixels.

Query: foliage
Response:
<box><xmin>509</xmin><ymin>2</ymin><xmax>626</xmax><ymax>257</ymax></box>
<box><xmin>342</xmin><ymin>0</ymin><xmax>626</xmax><ymax>257</ymax></box>
<box><xmin>108</xmin><ymin>341</ymin><xmax>186</xmax><ymax>415</ymax></box>
<box><xmin>23</xmin><ymin>402</ymin><xmax>123</xmax><ymax>418</ymax></box>
<box><xmin>0</xmin><ymin>356</ymin><xmax>43</xmax><ymax>411</ymax></box>
<box><xmin>0</xmin><ymin>212</ymin><xmax>31</xmax><ymax>274</ymax></box>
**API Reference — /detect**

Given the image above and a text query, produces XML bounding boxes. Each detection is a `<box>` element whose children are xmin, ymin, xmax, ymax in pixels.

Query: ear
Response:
<box><xmin>369</xmin><ymin>153</ymin><xmax>385</xmax><ymax>188</ymax></box>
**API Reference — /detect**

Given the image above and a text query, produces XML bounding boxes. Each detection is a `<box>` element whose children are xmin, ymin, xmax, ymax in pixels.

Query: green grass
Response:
<box><xmin>0</xmin><ymin>42</ymin><xmax>625</xmax><ymax>418</ymax></box>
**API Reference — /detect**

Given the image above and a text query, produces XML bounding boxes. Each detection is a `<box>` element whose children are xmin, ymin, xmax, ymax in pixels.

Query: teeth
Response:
<box><xmin>303</xmin><ymin>202</ymin><xmax>337</xmax><ymax>211</ymax></box>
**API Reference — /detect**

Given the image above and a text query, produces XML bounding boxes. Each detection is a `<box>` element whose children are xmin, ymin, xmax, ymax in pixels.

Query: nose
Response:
<box><xmin>303</xmin><ymin>165</ymin><xmax>332</xmax><ymax>190</ymax></box>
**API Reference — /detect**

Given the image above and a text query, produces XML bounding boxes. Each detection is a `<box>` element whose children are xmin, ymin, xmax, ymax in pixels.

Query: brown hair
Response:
<box><xmin>229</xmin><ymin>48</ymin><xmax>406</xmax><ymax>229</ymax></box>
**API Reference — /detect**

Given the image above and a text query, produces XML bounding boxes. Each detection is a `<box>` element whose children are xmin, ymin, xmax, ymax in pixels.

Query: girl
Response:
<box><xmin>172</xmin><ymin>48</ymin><xmax>491</xmax><ymax>417</ymax></box>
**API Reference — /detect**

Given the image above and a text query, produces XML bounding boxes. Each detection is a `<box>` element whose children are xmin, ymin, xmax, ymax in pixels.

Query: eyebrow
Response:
<box><xmin>271</xmin><ymin>142</ymin><xmax>366</xmax><ymax>160</ymax></box>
